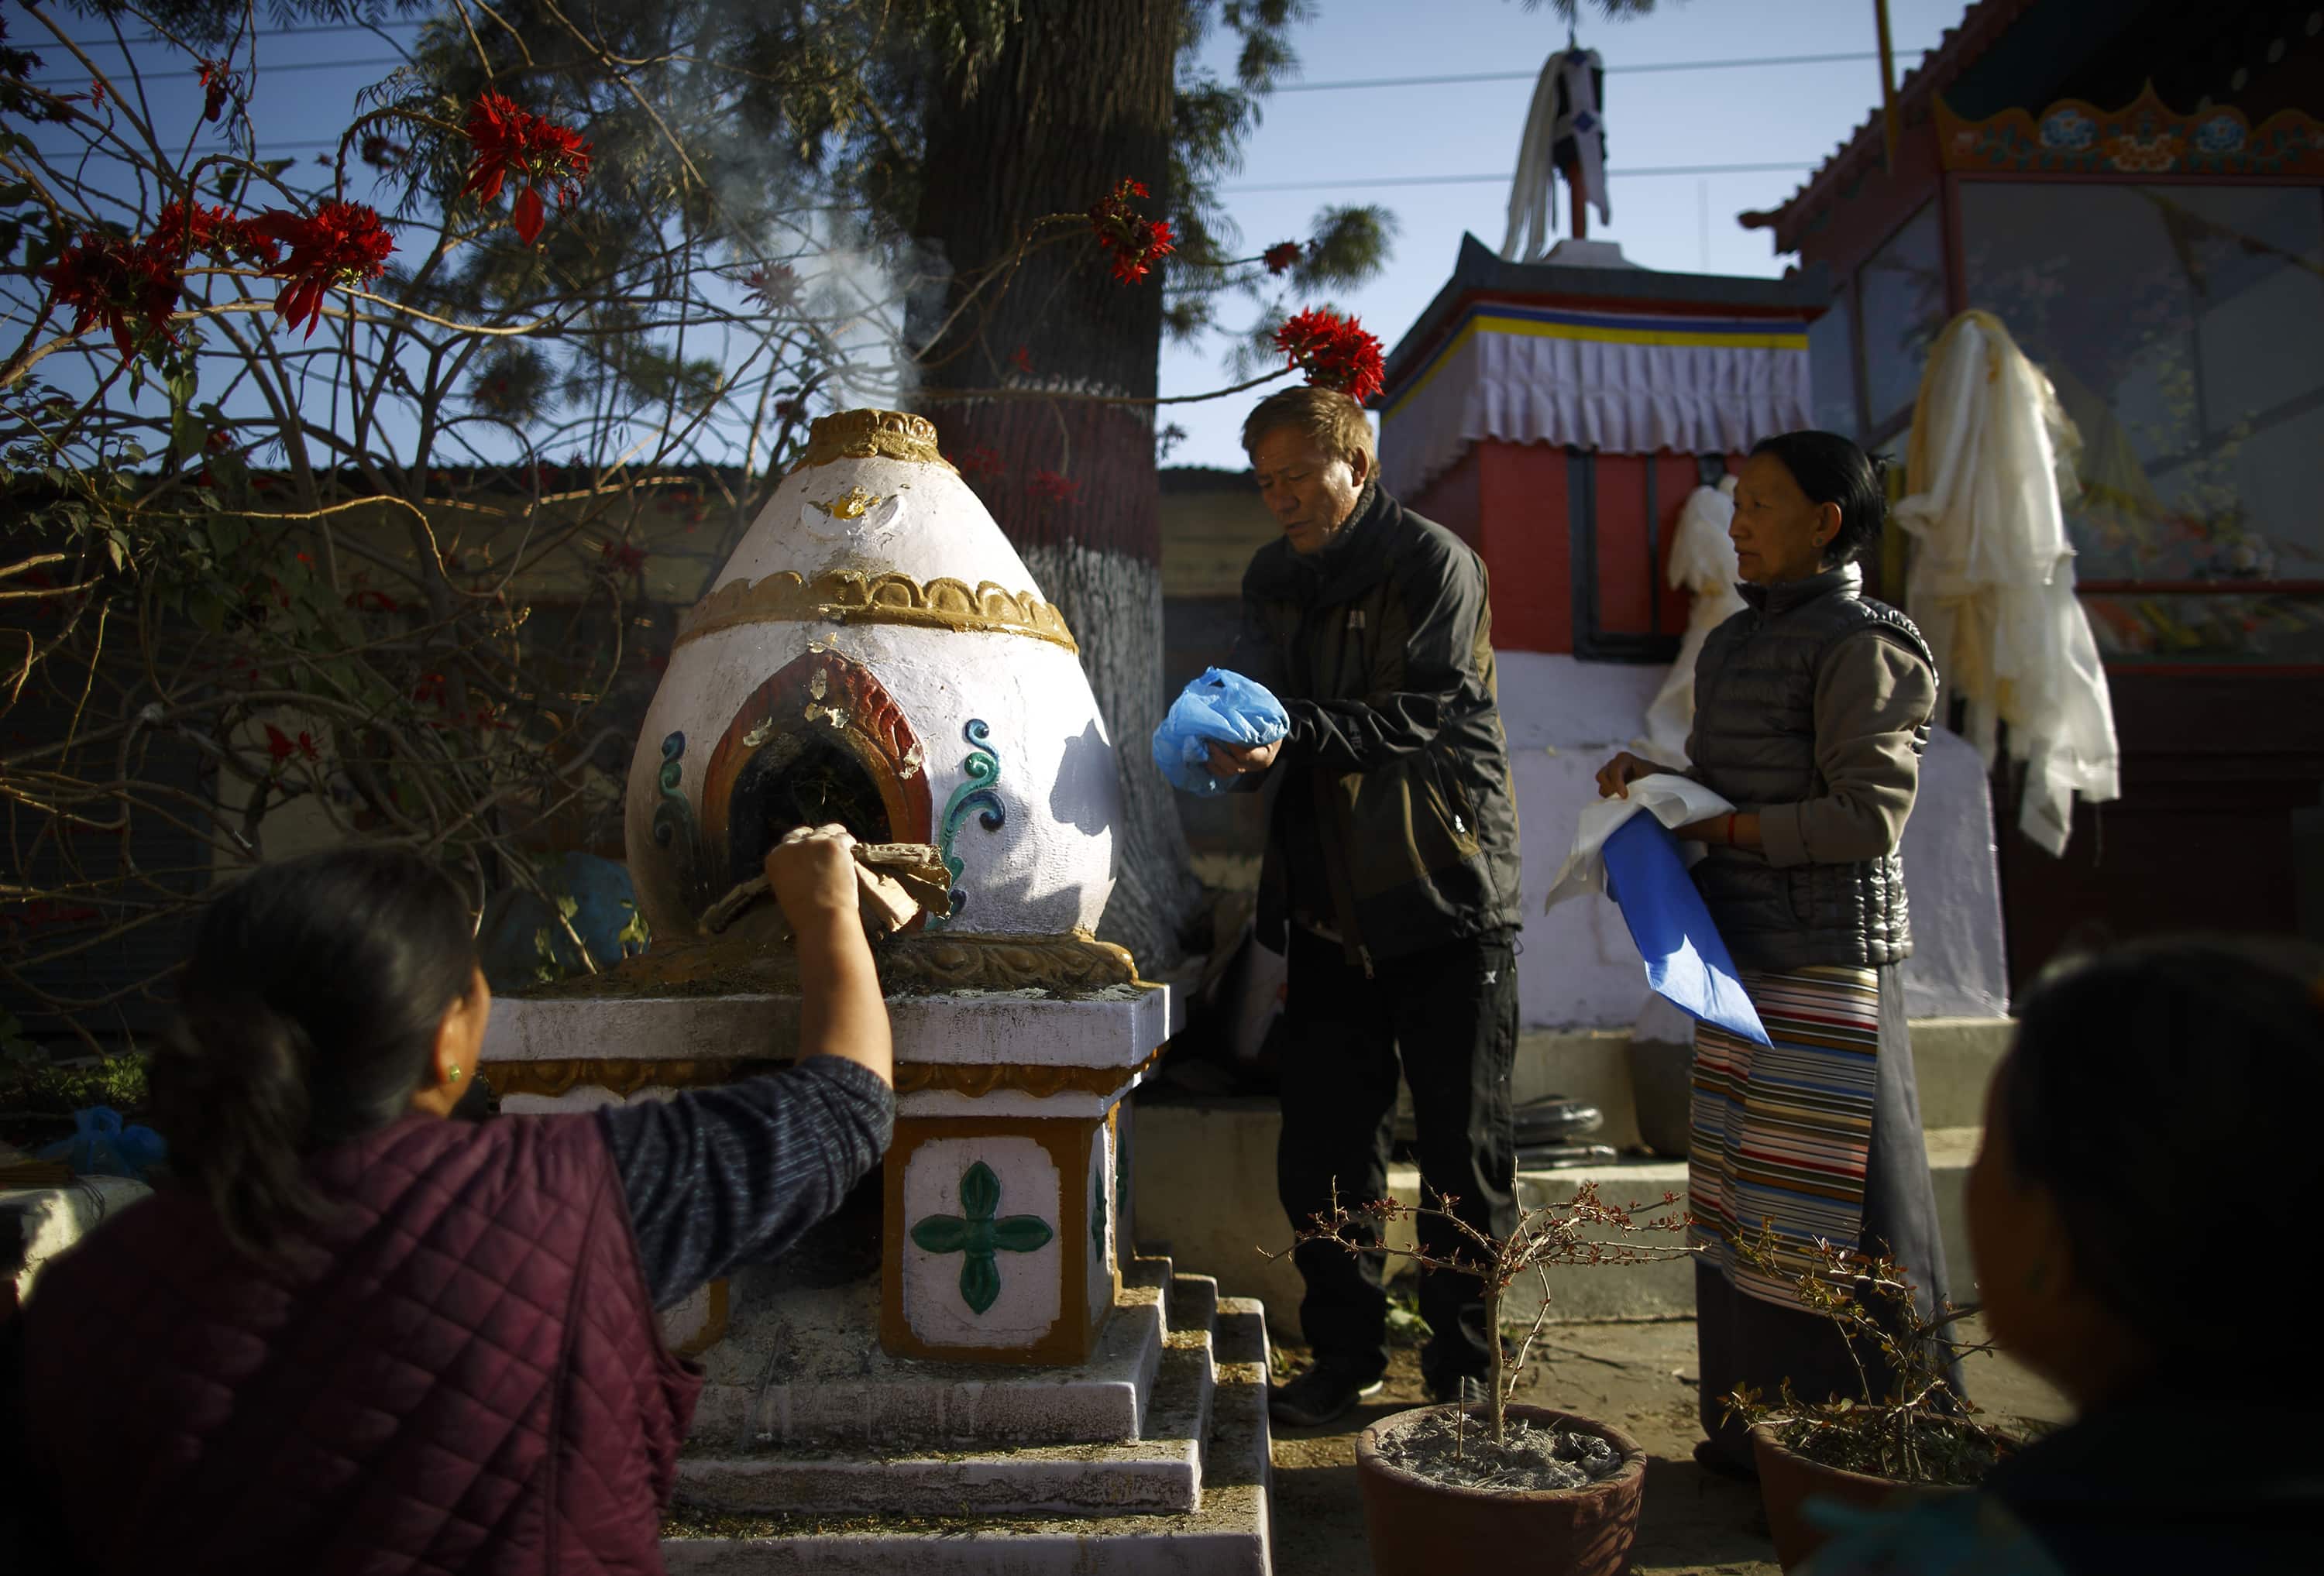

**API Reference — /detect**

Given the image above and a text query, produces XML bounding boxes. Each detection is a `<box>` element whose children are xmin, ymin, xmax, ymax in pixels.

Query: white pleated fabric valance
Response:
<box><xmin>1378</xmin><ymin>302</ymin><xmax>1814</xmax><ymax>496</ymax></box>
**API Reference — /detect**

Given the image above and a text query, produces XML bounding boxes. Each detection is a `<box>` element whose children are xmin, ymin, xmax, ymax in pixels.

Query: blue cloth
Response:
<box><xmin>1602</xmin><ymin>815</ymin><xmax>1770</xmax><ymax>1046</ymax></box>
<box><xmin>36</xmin><ymin>1106</ymin><xmax>166</xmax><ymax>1182</ymax></box>
<box><xmin>1152</xmin><ymin>668</ymin><xmax>1290</xmax><ymax>797</ymax></box>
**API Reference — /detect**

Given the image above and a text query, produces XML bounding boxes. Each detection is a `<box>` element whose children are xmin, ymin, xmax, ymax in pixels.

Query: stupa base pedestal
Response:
<box><xmin>483</xmin><ymin>980</ymin><xmax>1274</xmax><ymax>1572</ymax></box>
<box><xmin>664</xmin><ymin>1258</ymin><xmax>1274</xmax><ymax>1575</ymax></box>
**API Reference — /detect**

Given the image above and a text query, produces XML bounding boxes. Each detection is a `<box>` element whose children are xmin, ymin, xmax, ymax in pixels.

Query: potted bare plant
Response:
<box><xmin>1721</xmin><ymin>1230</ymin><xmax>2020</xmax><ymax>1571</ymax></box>
<box><xmin>1289</xmin><ymin>1181</ymin><xmax>1690</xmax><ymax>1576</ymax></box>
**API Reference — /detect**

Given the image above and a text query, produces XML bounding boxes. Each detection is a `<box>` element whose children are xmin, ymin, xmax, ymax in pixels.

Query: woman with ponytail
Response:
<box><xmin>6</xmin><ymin>826</ymin><xmax>892</xmax><ymax>1574</ymax></box>
<box><xmin>1595</xmin><ymin>431</ymin><xmax>1958</xmax><ymax>1478</ymax></box>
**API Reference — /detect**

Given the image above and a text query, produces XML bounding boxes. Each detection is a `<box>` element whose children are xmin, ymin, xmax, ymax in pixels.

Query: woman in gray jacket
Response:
<box><xmin>1597</xmin><ymin>431</ymin><xmax>1958</xmax><ymax>1478</ymax></box>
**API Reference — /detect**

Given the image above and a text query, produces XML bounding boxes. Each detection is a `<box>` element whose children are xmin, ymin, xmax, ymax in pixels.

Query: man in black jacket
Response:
<box><xmin>1208</xmin><ymin>386</ymin><xmax>1523</xmax><ymax>1427</ymax></box>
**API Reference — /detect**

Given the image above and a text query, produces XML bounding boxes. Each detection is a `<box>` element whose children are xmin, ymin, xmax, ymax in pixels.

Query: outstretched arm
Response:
<box><xmin>595</xmin><ymin>826</ymin><xmax>897</xmax><ymax>1309</ymax></box>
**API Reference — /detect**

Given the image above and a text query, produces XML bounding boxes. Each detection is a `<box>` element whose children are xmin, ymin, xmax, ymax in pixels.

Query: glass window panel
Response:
<box><xmin>2082</xmin><ymin>591</ymin><xmax>2324</xmax><ymax>664</ymax></box>
<box><xmin>1961</xmin><ymin>181</ymin><xmax>2324</xmax><ymax>593</ymax></box>
<box><xmin>1808</xmin><ymin>287</ymin><xmax>1859</xmax><ymax>438</ymax></box>
<box><xmin>1855</xmin><ymin>203</ymin><xmax>1948</xmax><ymax>434</ymax></box>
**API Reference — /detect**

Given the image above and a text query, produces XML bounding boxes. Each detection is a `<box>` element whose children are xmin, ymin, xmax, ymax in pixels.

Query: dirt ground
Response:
<box><xmin>1268</xmin><ymin>1314</ymin><xmax>2068</xmax><ymax>1576</ymax></box>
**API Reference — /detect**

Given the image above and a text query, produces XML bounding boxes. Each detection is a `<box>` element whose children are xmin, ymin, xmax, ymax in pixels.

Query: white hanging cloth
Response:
<box><xmin>1894</xmin><ymin>310</ymin><xmax>2119</xmax><ymax>857</ymax></box>
<box><xmin>1501</xmin><ymin>47</ymin><xmax>1608</xmax><ymax>263</ymax></box>
<box><xmin>1642</xmin><ymin>476</ymin><xmax>1747</xmax><ymax>763</ymax></box>
<box><xmin>1542</xmin><ymin>774</ymin><xmax>1734</xmax><ymax>912</ymax></box>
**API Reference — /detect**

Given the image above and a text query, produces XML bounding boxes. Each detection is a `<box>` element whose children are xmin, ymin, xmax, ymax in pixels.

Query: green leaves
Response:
<box><xmin>959</xmin><ymin>1254</ymin><xmax>1002</xmax><ymax>1315</ymax></box>
<box><xmin>989</xmin><ymin>1215</ymin><xmax>1053</xmax><ymax>1254</ymax></box>
<box><xmin>911</xmin><ymin>1215</ymin><xmax>972</xmax><ymax>1254</ymax></box>
<box><xmin>909</xmin><ymin>1159</ymin><xmax>1055</xmax><ymax>1317</ymax></box>
<box><xmin>959</xmin><ymin>1158</ymin><xmax>1001</xmax><ymax>1220</ymax></box>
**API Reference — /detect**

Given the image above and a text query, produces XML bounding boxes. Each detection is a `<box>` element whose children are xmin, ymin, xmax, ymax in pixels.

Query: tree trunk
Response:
<box><xmin>910</xmin><ymin>0</ymin><xmax>1200</xmax><ymax>972</ymax></box>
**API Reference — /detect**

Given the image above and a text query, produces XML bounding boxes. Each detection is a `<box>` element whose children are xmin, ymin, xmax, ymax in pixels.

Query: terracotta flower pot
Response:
<box><xmin>1356</xmin><ymin>1403</ymin><xmax>1647</xmax><ymax>1576</ymax></box>
<box><xmin>1748</xmin><ymin>1421</ymin><xmax>1970</xmax><ymax>1571</ymax></box>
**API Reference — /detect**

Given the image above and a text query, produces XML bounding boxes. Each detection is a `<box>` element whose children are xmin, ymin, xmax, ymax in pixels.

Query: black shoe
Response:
<box><xmin>1426</xmin><ymin>1372</ymin><xmax>1489</xmax><ymax>1406</ymax></box>
<box><xmin>1268</xmin><ymin>1364</ymin><xmax>1384</xmax><ymax>1428</ymax></box>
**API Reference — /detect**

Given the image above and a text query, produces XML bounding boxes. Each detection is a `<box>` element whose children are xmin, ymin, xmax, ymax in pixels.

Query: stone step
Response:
<box><xmin>1384</xmin><ymin>1125</ymin><xmax>1982</xmax><ymax>1324</ymax></box>
<box><xmin>672</xmin><ymin>1271</ymin><xmax>1222</xmax><ymax>1519</ymax></box>
<box><xmin>689</xmin><ymin>1261</ymin><xmax>1169</xmax><ymax>1450</ymax></box>
<box><xmin>1133</xmin><ymin>1094</ymin><xmax>1985</xmax><ymax>1338</ymax></box>
<box><xmin>659</xmin><ymin>1284</ymin><xmax>1276</xmax><ymax>1573</ymax></box>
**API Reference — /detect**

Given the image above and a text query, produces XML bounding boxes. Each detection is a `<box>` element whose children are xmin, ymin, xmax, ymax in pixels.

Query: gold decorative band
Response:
<box><xmin>676</xmin><ymin>569</ymin><xmax>1078</xmax><ymax>654</ymax></box>
<box><xmin>486</xmin><ymin>1042</ymin><xmax>1164</xmax><ymax>1104</ymax></box>
<box><xmin>486</xmin><ymin>1057</ymin><xmax>744</xmax><ymax>1100</ymax></box>
<box><xmin>797</xmin><ymin>409</ymin><xmax>952</xmax><ymax>471</ymax></box>
<box><xmin>894</xmin><ymin>1042</ymin><xmax>1166</xmax><ymax>1100</ymax></box>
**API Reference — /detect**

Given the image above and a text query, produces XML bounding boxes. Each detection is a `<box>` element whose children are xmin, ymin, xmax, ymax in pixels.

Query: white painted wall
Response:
<box><xmin>1499</xmin><ymin>652</ymin><xmax>2008</xmax><ymax>1029</ymax></box>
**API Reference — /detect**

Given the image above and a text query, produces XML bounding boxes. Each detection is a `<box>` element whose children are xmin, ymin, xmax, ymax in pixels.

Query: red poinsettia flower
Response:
<box><xmin>261</xmin><ymin>723</ymin><xmax>318</xmax><ymax>764</ymax></box>
<box><xmin>42</xmin><ymin>233</ymin><xmax>181</xmax><ymax>359</ymax></box>
<box><xmin>150</xmin><ymin>200</ymin><xmax>278</xmax><ymax>269</ymax></box>
<box><xmin>1087</xmin><ymin>177</ymin><xmax>1174</xmax><ymax>285</ymax></box>
<box><xmin>1275</xmin><ymin>307</ymin><xmax>1387</xmax><ymax>405</ymax></box>
<box><xmin>250</xmin><ymin>201</ymin><xmax>395</xmax><ymax>338</ymax></box>
<box><xmin>1263</xmin><ymin>240</ymin><xmax>1301</xmax><ymax>275</ymax></box>
<box><xmin>1028</xmin><ymin>469</ymin><xmax>1081</xmax><ymax>504</ymax></box>
<box><xmin>462</xmin><ymin>92</ymin><xmax>593</xmax><ymax>246</ymax></box>
<box><xmin>741</xmin><ymin>264</ymin><xmax>799</xmax><ymax>311</ymax></box>
<box><xmin>196</xmin><ymin>60</ymin><xmax>236</xmax><ymax>123</ymax></box>
<box><xmin>944</xmin><ymin>443</ymin><xmax>1005</xmax><ymax>480</ymax></box>
<box><xmin>1009</xmin><ymin>345</ymin><xmax>1035</xmax><ymax>376</ymax></box>
<box><xmin>600</xmin><ymin>541</ymin><xmax>647</xmax><ymax>575</ymax></box>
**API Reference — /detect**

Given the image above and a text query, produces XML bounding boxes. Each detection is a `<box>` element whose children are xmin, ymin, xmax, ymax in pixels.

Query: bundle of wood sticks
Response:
<box><xmin>700</xmin><ymin>842</ymin><xmax>953</xmax><ymax>939</ymax></box>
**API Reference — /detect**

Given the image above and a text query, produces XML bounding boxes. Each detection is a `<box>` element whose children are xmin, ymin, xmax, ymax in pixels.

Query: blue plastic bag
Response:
<box><xmin>36</xmin><ymin>1105</ymin><xmax>167</xmax><ymax>1182</ymax></box>
<box><xmin>1151</xmin><ymin>668</ymin><xmax>1290</xmax><ymax>797</ymax></box>
<box><xmin>1602</xmin><ymin>816</ymin><xmax>1770</xmax><ymax>1046</ymax></box>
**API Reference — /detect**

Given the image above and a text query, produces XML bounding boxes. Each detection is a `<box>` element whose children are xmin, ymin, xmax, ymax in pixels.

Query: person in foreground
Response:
<box><xmin>1803</xmin><ymin>936</ymin><xmax>2324</xmax><ymax>1574</ymax></box>
<box><xmin>5</xmin><ymin>826</ymin><xmax>892</xmax><ymax>1574</ymax></box>
<box><xmin>1210</xmin><ymin>386</ymin><xmax>1524</xmax><ymax>1428</ymax></box>
<box><xmin>1596</xmin><ymin>431</ymin><xmax>1958</xmax><ymax>1475</ymax></box>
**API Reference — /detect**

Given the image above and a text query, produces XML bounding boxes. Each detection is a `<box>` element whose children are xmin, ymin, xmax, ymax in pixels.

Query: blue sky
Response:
<box><xmin>1159</xmin><ymin>0</ymin><xmax>1977</xmax><ymax>468</ymax></box>
<box><xmin>7</xmin><ymin>0</ymin><xmax>1976</xmax><ymax>470</ymax></box>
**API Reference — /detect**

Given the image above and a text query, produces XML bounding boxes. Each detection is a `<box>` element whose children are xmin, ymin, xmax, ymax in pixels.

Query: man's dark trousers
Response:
<box><xmin>1277</xmin><ymin>923</ymin><xmax>1519</xmax><ymax>1389</ymax></box>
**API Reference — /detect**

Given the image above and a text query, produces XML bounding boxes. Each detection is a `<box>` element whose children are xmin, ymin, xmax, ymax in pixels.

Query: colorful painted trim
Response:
<box><xmin>1937</xmin><ymin>87</ymin><xmax>2324</xmax><ymax>179</ymax></box>
<box><xmin>930</xmin><ymin>719</ymin><xmax>1005</xmax><ymax>925</ymax></box>
<box><xmin>1384</xmin><ymin>300</ymin><xmax>1812</xmax><ymax>418</ymax></box>
<box><xmin>1688</xmin><ymin>965</ymin><xmax>1881</xmax><ymax>1310</ymax></box>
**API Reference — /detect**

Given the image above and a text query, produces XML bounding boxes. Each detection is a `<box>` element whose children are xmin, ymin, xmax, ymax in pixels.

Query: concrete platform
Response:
<box><xmin>1136</xmin><ymin>1018</ymin><xmax>2003</xmax><ymax>1334</ymax></box>
<box><xmin>662</xmin><ymin>1271</ymin><xmax>1274</xmax><ymax>1574</ymax></box>
<box><xmin>1385</xmin><ymin>1125</ymin><xmax>1980</xmax><ymax>1324</ymax></box>
<box><xmin>2</xmin><ymin>1175</ymin><xmax>150</xmax><ymax>1305</ymax></box>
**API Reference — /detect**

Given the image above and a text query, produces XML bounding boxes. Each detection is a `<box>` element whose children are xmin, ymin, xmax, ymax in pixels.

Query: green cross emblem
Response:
<box><xmin>909</xmin><ymin>1160</ymin><xmax>1054</xmax><ymax>1315</ymax></box>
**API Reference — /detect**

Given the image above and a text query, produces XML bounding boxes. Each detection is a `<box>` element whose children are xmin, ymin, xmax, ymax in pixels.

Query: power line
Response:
<box><xmin>1221</xmin><ymin>162</ymin><xmax>1814</xmax><ymax>194</ymax></box>
<box><xmin>57</xmin><ymin>20</ymin><xmax>425</xmax><ymax>47</ymax></box>
<box><xmin>1270</xmin><ymin>47</ymin><xmax>1935</xmax><ymax>94</ymax></box>
<box><xmin>33</xmin><ymin>57</ymin><xmax>409</xmax><ymax>86</ymax></box>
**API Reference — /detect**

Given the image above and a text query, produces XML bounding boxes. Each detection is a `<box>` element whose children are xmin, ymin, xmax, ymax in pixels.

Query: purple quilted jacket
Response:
<box><xmin>19</xmin><ymin>1110</ymin><xmax>701</xmax><ymax>1574</ymax></box>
